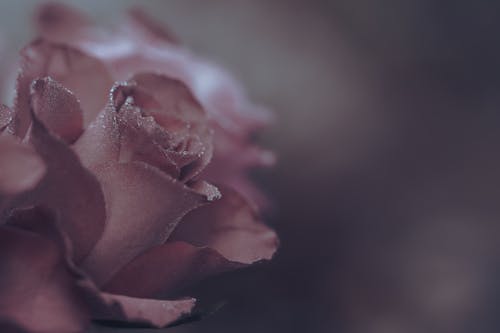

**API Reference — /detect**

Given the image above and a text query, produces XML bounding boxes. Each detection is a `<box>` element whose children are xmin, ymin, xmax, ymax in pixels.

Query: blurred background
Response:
<box><xmin>2</xmin><ymin>1</ymin><xmax>500</xmax><ymax>332</ymax></box>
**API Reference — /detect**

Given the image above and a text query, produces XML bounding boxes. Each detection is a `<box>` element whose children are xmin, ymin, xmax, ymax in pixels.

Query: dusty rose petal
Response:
<box><xmin>103</xmin><ymin>241</ymin><xmax>242</xmax><ymax>299</ymax></box>
<box><xmin>80</xmin><ymin>279</ymin><xmax>195</xmax><ymax>328</ymax></box>
<box><xmin>116</xmin><ymin>104</ymin><xmax>181</xmax><ymax>178</ymax></box>
<box><xmin>7</xmin><ymin>115</ymin><xmax>106</xmax><ymax>261</ymax></box>
<box><xmin>111</xmin><ymin>81</ymin><xmax>197</xmax><ymax>179</ymax></box>
<box><xmin>130</xmin><ymin>73</ymin><xmax>213</xmax><ymax>180</ymax></box>
<box><xmin>72</xmin><ymin>104</ymin><xmax>120</xmax><ymax>170</ymax></box>
<box><xmin>75</xmin><ymin>81</ymin><xmax>215</xmax><ymax>284</ymax></box>
<box><xmin>0</xmin><ymin>225</ymin><xmax>89</xmax><ymax>333</ymax></box>
<box><xmin>0</xmin><ymin>135</ymin><xmax>46</xmax><ymax>195</ymax></box>
<box><xmin>14</xmin><ymin>39</ymin><xmax>112</xmax><ymax>135</ymax></box>
<box><xmin>104</xmin><ymin>187</ymin><xmax>277</xmax><ymax>299</ymax></box>
<box><xmin>81</xmin><ymin>161</ymin><xmax>209</xmax><ymax>286</ymax></box>
<box><xmin>170</xmin><ymin>186</ymin><xmax>278</xmax><ymax>264</ymax></box>
<box><xmin>31</xmin><ymin>77</ymin><xmax>83</xmax><ymax>143</ymax></box>
<box><xmin>76</xmin><ymin>74</ymin><xmax>212</xmax><ymax>181</ymax></box>
<box><xmin>4</xmin><ymin>205</ymin><xmax>195</xmax><ymax>329</ymax></box>
<box><xmin>75</xmin><ymin>91</ymin><xmax>181</xmax><ymax>178</ymax></box>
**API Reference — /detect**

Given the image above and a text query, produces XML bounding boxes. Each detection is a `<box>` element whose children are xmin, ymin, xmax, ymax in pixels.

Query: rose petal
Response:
<box><xmin>0</xmin><ymin>135</ymin><xmax>46</xmax><ymax>195</ymax></box>
<box><xmin>80</xmin><ymin>279</ymin><xmax>195</xmax><ymax>328</ymax></box>
<box><xmin>4</xmin><ymin>206</ymin><xmax>195</xmax><ymax>329</ymax></box>
<box><xmin>115</xmin><ymin>101</ymin><xmax>182</xmax><ymax>178</ymax></box>
<box><xmin>170</xmin><ymin>186</ymin><xmax>278</xmax><ymax>264</ymax></box>
<box><xmin>103</xmin><ymin>241</ymin><xmax>242</xmax><ymax>299</ymax></box>
<box><xmin>76</xmin><ymin>75</ymin><xmax>212</xmax><ymax>181</ymax></box>
<box><xmin>103</xmin><ymin>186</ymin><xmax>277</xmax><ymax>299</ymax></box>
<box><xmin>14</xmin><ymin>39</ymin><xmax>112</xmax><ymax>136</ymax></box>
<box><xmin>74</xmin><ymin>90</ymin><xmax>190</xmax><ymax>179</ymax></box>
<box><xmin>0</xmin><ymin>225</ymin><xmax>89</xmax><ymax>333</ymax></box>
<box><xmin>31</xmin><ymin>77</ymin><xmax>83</xmax><ymax>143</ymax></box>
<box><xmin>6</xmin><ymin>115</ymin><xmax>106</xmax><ymax>261</ymax></box>
<box><xmin>130</xmin><ymin>73</ymin><xmax>213</xmax><ymax>180</ymax></box>
<box><xmin>75</xmin><ymin>85</ymin><xmax>215</xmax><ymax>284</ymax></box>
<box><xmin>80</xmin><ymin>161</ymin><xmax>209</xmax><ymax>286</ymax></box>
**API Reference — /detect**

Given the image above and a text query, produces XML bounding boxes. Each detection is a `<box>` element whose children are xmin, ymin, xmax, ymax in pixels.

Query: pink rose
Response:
<box><xmin>0</xmin><ymin>3</ymin><xmax>278</xmax><ymax>333</ymax></box>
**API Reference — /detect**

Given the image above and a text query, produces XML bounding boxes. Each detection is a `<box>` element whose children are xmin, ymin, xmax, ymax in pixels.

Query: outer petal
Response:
<box><xmin>0</xmin><ymin>225</ymin><xmax>89</xmax><ymax>333</ymax></box>
<box><xmin>80</xmin><ymin>279</ymin><xmax>195</xmax><ymax>328</ymax></box>
<box><xmin>80</xmin><ymin>161</ymin><xmax>210</xmax><ymax>286</ymax></box>
<box><xmin>14</xmin><ymin>39</ymin><xmax>112</xmax><ymax>136</ymax></box>
<box><xmin>0</xmin><ymin>135</ymin><xmax>46</xmax><ymax>195</ymax></box>
<box><xmin>103</xmin><ymin>187</ymin><xmax>277</xmax><ymax>299</ymax></box>
<box><xmin>170</xmin><ymin>186</ymin><xmax>278</xmax><ymax>264</ymax></box>
<box><xmin>103</xmin><ymin>241</ymin><xmax>242</xmax><ymax>299</ymax></box>
<box><xmin>31</xmin><ymin>77</ymin><xmax>83</xmax><ymax>143</ymax></box>
<box><xmin>6</xmin><ymin>115</ymin><xmax>106</xmax><ymax>261</ymax></box>
<box><xmin>6</xmin><ymin>206</ymin><xmax>195</xmax><ymax>330</ymax></box>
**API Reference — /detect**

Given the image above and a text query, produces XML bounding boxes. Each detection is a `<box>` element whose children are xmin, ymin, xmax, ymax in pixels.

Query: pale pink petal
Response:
<box><xmin>0</xmin><ymin>225</ymin><xmax>89</xmax><ymax>333</ymax></box>
<box><xmin>31</xmin><ymin>77</ymin><xmax>83</xmax><ymax>143</ymax></box>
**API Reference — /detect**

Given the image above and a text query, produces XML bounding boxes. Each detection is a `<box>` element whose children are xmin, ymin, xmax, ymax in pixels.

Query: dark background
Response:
<box><xmin>3</xmin><ymin>1</ymin><xmax>500</xmax><ymax>332</ymax></box>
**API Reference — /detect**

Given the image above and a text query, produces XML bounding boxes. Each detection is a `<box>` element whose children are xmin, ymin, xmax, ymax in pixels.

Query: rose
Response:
<box><xmin>0</xmin><ymin>3</ymin><xmax>278</xmax><ymax>333</ymax></box>
<box><xmin>34</xmin><ymin>2</ymin><xmax>276</xmax><ymax>207</ymax></box>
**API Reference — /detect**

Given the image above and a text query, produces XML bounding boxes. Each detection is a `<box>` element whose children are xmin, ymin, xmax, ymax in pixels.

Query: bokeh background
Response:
<box><xmin>2</xmin><ymin>1</ymin><xmax>500</xmax><ymax>332</ymax></box>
